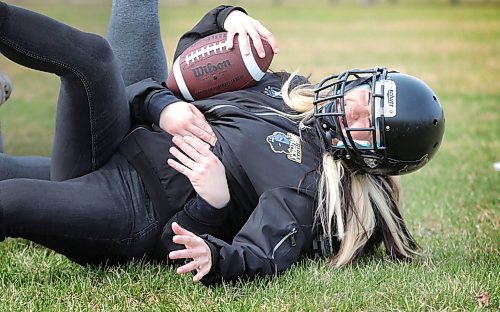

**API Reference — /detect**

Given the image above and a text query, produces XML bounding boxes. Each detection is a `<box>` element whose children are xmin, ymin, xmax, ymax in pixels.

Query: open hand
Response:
<box><xmin>169</xmin><ymin>222</ymin><xmax>212</xmax><ymax>283</ymax></box>
<box><xmin>223</xmin><ymin>10</ymin><xmax>279</xmax><ymax>58</ymax></box>
<box><xmin>167</xmin><ymin>135</ymin><xmax>230</xmax><ymax>209</ymax></box>
<box><xmin>159</xmin><ymin>101</ymin><xmax>217</xmax><ymax>146</ymax></box>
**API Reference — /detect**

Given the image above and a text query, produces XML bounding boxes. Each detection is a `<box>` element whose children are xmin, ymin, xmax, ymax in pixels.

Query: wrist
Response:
<box><xmin>158</xmin><ymin>105</ymin><xmax>170</xmax><ymax>129</ymax></box>
<box><xmin>220</xmin><ymin>6</ymin><xmax>247</xmax><ymax>30</ymax></box>
<box><xmin>184</xmin><ymin>195</ymin><xmax>229</xmax><ymax>226</ymax></box>
<box><xmin>159</xmin><ymin>101</ymin><xmax>183</xmax><ymax>129</ymax></box>
<box><xmin>212</xmin><ymin>194</ymin><xmax>230</xmax><ymax>210</ymax></box>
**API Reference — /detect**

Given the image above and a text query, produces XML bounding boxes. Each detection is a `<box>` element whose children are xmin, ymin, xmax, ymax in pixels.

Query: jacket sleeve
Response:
<box><xmin>173</xmin><ymin>5</ymin><xmax>247</xmax><ymax>60</ymax></box>
<box><xmin>126</xmin><ymin>78</ymin><xmax>181</xmax><ymax>125</ymax></box>
<box><xmin>160</xmin><ymin>195</ymin><xmax>230</xmax><ymax>259</ymax></box>
<box><xmin>199</xmin><ymin>187</ymin><xmax>315</xmax><ymax>286</ymax></box>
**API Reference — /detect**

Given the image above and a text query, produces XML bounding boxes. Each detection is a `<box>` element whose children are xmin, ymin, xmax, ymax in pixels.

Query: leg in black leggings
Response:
<box><xmin>0</xmin><ymin>3</ymin><xmax>158</xmax><ymax>264</ymax></box>
<box><xmin>0</xmin><ymin>3</ymin><xmax>130</xmax><ymax>179</ymax></box>
<box><xmin>0</xmin><ymin>0</ymin><xmax>167</xmax><ymax>181</ymax></box>
<box><xmin>0</xmin><ymin>156</ymin><xmax>159</xmax><ymax>265</ymax></box>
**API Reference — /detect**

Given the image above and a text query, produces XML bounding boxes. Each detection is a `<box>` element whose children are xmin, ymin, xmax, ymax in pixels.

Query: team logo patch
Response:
<box><xmin>263</xmin><ymin>85</ymin><xmax>282</xmax><ymax>99</ymax></box>
<box><xmin>266</xmin><ymin>131</ymin><xmax>302</xmax><ymax>164</ymax></box>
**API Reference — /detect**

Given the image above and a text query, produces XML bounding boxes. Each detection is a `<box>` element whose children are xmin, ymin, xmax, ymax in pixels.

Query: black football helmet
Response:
<box><xmin>313</xmin><ymin>67</ymin><xmax>445</xmax><ymax>175</ymax></box>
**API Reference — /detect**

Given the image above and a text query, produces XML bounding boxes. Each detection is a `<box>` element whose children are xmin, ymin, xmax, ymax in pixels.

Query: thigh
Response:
<box><xmin>0</xmin><ymin>161</ymin><xmax>159</xmax><ymax>265</ymax></box>
<box><xmin>0</xmin><ymin>3</ymin><xmax>130</xmax><ymax>181</ymax></box>
<box><xmin>51</xmin><ymin>56</ymin><xmax>130</xmax><ymax>181</ymax></box>
<box><xmin>0</xmin><ymin>178</ymin><xmax>126</xmax><ymax>263</ymax></box>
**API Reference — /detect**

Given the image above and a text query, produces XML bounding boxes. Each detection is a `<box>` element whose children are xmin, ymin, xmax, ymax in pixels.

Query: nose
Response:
<box><xmin>347</xmin><ymin>100</ymin><xmax>370</xmax><ymax>121</ymax></box>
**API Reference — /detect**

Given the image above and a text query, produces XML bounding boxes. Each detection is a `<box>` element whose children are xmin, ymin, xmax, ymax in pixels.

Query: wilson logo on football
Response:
<box><xmin>167</xmin><ymin>32</ymin><xmax>274</xmax><ymax>100</ymax></box>
<box><xmin>191</xmin><ymin>60</ymin><xmax>232</xmax><ymax>78</ymax></box>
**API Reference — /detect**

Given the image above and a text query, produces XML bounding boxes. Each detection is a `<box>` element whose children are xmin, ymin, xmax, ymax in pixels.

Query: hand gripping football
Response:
<box><xmin>167</xmin><ymin>32</ymin><xmax>274</xmax><ymax>100</ymax></box>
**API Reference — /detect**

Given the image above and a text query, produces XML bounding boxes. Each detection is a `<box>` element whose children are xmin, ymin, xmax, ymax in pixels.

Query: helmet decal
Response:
<box><xmin>397</xmin><ymin>154</ymin><xmax>429</xmax><ymax>174</ymax></box>
<box><xmin>381</xmin><ymin>79</ymin><xmax>397</xmax><ymax>118</ymax></box>
<box><xmin>363</xmin><ymin>158</ymin><xmax>379</xmax><ymax>169</ymax></box>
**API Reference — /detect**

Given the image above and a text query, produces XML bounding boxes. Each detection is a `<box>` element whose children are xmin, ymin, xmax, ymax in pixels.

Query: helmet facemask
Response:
<box><xmin>313</xmin><ymin>67</ymin><xmax>390</xmax><ymax>171</ymax></box>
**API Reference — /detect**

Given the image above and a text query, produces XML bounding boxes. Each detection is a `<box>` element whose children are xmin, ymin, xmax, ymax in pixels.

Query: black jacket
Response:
<box><xmin>121</xmin><ymin>6</ymin><xmax>328</xmax><ymax>285</ymax></box>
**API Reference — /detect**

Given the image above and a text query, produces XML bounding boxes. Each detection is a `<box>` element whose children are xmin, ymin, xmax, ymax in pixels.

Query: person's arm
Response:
<box><xmin>125</xmin><ymin>6</ymin><xmax>278</xmax><ymax>143</ymax></box>
<box><xmin>168</xmin><ymin>187</ymin><xmax>316</xmax><ymax>285</ymax></box>
<box><xmin>126</xmin><ymin>78</ymin><xmax>178</xmax><ymax>126</ymax></box>
<box><xmin>126</xmin><ymin>79</ymin><xmax>217</xmax><ymax>145</ymax></box>
<box><xmin>124</xmin><ymin>7</ymin><xmax>245</xmax><ymax>137</ymax></box>
<box><xmin>125</xmin><ymin>6</ymin><xmax>240</xmax><ymax>124</ymax></box>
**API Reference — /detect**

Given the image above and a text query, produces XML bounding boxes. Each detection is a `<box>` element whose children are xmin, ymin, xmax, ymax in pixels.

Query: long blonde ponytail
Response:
<box><xmin>318</xmin><ymin>154</ymin><xmax>419</xmax><ymax>266</ymax></box>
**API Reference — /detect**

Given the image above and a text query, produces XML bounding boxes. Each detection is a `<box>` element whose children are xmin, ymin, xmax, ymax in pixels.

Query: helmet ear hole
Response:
<box><xmin>433</xmin><ymin>95</ymin><xmax>438</xmax><ymax>102</ymax></box>
<box><xmin>433</xmin><ymin>119</ymin><xmax>438</xmax><ymax>125</ymax></box>
<box><xmin>433</xmin><ymin>142</ymin><xmax>438</xmax><ymax>149</ymax></box>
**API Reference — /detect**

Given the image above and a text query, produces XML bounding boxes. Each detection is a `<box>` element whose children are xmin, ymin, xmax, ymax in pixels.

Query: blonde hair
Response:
<box><xmin>281</xmin><ymin>72</ymin><xmax>419</xmax><ymax>266</ymax></box>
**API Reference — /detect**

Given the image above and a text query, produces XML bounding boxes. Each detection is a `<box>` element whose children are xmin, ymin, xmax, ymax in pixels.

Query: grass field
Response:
<box><xmin>0</xmin><ymin>1</ymin><xmax>499</xmax><ymax>310</ymax></box>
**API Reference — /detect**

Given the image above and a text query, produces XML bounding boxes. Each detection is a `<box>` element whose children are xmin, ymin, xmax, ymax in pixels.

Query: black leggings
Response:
<box><xmin>0</xmin><ymin>3</ymin><xmax>161</xmax><ymax>264</ymax></box>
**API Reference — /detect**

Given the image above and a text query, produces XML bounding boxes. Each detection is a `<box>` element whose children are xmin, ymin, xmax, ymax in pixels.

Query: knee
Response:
<box><xmin>85</xmin><ymin>34</ymin><xmax>116</xmax><ymax>67</ymax></box>
<box><xmin>75</xmin><ymin>33</ymin><xmax>122</xmax><ymax>84</ymax></box>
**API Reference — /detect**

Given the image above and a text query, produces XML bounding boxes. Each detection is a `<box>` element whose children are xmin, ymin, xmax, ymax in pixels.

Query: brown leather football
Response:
<box><xmin>167</xmin><ymin>32</ymin><xmax>274</xmax><ymax>100</ymax></box>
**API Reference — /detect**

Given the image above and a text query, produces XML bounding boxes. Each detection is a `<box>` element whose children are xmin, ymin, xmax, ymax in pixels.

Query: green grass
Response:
<box><xmin>0</xmin><ymin>1</ymin><xmax>499</xmax><ymax>310</ymax></box>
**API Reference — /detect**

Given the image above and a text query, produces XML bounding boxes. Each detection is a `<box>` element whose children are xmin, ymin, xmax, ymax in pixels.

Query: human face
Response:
<box><xmin>337</xmin><ymin>85</ymin><xmax>373</xmax><ymax>144</ymax></box>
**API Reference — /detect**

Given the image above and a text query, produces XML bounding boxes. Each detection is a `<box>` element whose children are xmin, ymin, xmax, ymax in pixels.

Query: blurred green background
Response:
<box><xmin>0</xmin><ymin>0</ymin><xmax>498</xmax><ymax>310</ymax></box>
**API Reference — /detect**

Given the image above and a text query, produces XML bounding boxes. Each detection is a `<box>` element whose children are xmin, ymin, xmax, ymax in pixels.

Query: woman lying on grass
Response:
<box><xmin>0</xmin><ymin>1</ymin><xmax>444</xmax><ymax>285</ymax></box>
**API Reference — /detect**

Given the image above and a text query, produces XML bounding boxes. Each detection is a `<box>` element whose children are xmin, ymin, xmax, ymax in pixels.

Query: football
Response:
<box><xmin>166</xmin><ymin>32</ymin><xmax>274</xmax><ymax>100</ymax></box>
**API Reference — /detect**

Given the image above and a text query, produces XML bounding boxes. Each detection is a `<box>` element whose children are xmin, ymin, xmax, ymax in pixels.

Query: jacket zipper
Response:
<box><xmin>206</xmin><ymin>104</ymin><xmax>297</xmax><ymax>123</ymax></box>
<box><xmin>271</xmin><ymin>227</ymin><xmax>298</xmax><ymax>275</ymax></box>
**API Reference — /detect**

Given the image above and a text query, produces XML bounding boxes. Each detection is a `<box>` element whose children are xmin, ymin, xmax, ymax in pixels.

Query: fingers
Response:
<box><xmin>175</xmin><ymin>135</ymin><xmax>213</xmax><ymax>158</ymax></box>
<box><xmin>175</xmin><ymin>118</ymin><xmax>215</xmax><ymax>147</ymax></box>
<box><xmin>252</xmin><ymin>25</ymin><xmax>279</xmax><ymax>57</ymax></box>
<box><xmin>169</xmin><ymin>137</ymin><xmax>204</xmax><ymax>168</ymax></box>
<box><xmin>168</xmin><ymin>137</ymin><xmax>210</xmax><ymax>174</ymax></box>
<box><xmin>223</xmin><ymin>10</ymin><xmax>278</xmax><ymax>58</ymax></box>
<box><xmin>226</xmin><ymin>31</ymin><xmax>236</xmax><ymax>51</ymax></box>
<box><xmin>169</xmin><ymin>222</ymin><xmax>211</xmax><ymax>282</ymax></box>
<box><xmin>169</xmin><ymin>247</ymin><xmax>210</xmax><ymax>282</ymax></box>
<box><xmin>176</xmin><ymin>259</ymin><xmax>199</xmax><ymax>274</ymax></box>
<box><xmin>193</xmin><ymin>270</ymin><xmax>208</xmax><ymax>283</ymax></box>
<box><xmin>242</xmin><ymin>22</ymin><xmax>262</xmax><ymax>57</ymax></box>
<box><xmin>160</xmin><ymin>101</ymin><xmax>216</xmax><ymax>146</ymax></box>
<box><xmin>186</xmin><ymin>123</ymin><xmax>217</xmax><ymax>147</ymax></box>
<box><xmin>170</xmin><ymin>246</ymin><xmax>199</xmax><ymax>260</ymax></box>
<box><xmin>175</xmin><ymin>260</ymin><xmax>210</xmax><ymax>282</ymax></box>
<box><xmin>257</xmin><ymin>25</ymin><xmax>279</xmax><ymax>55</ymax></box>
<box><xmin>167</xmin><ymin>158</ymin><xmax>190</xmax><ymax>178</ymax></box>
<box><xmin>237</xmin><ymin>32</ymin><xmax>251</xmax><ymax>56</ymax></box>
<box><xmin>170</xmin><ymin>139</ymin><xmax>200</xmax><ymax>165</ymax></box>
<box><xmin>171</xmin><ymin>222</ymin><xmax>193</xmax><ymax>236</ymax></box>
<box><xmin>233</xmin><ymin>25</ymin><xmax>278</xmax><ymax>58</ymax></box>
<box><xmin>168</xmin><ymin>147</ymin><xmax>196</xmax><ymax>172</ymax></box>
<box><xmin>188</xmin><ymin>105</ymin><xmax>217</xmax><ymax>146</ymax></box>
